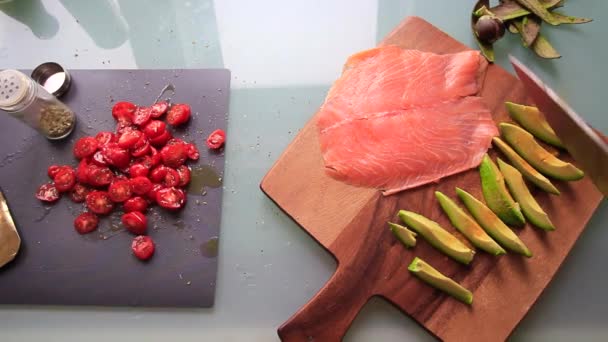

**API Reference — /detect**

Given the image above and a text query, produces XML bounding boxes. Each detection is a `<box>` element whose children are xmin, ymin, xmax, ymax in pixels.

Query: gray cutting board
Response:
<box><xmin>0</xmin><ymin>69</ymin><xmax>230</xmax><ymax>307</ymax></box>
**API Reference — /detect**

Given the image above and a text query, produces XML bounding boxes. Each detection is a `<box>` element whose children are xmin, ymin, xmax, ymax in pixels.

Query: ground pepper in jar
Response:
<box><xmin>0</xmin><ymin>69</ymin><xmax>75</xmax><ymax>140</ymax></box>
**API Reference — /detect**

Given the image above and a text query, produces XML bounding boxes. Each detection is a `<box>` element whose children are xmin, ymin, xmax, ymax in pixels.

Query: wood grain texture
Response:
<box><xmin>261</xmin><ymin>16</ymin><xmax>604</xmax><ymax>342</ymax></box>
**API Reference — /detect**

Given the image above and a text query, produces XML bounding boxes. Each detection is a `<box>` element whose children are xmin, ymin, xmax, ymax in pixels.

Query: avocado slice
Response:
<box><xmin>497</xmin><ymin>159</ymin><xmax>556</xmax><ymax>231</ymax></box>
<box><xmin>479</xmin><ymin>154</ymin><xmax>526</xmax><ymax>227</ymax></box>
<box><xmin>456</xmin><ymin>188</ymin><xmax>532</xmax><ymax>257</ymax></box>
<box><xmin>435</xmin><ymin>191</ymin><xmax>506</xmax><ymax>256</ymax></box>
<box><xmin>492</xmin><ymin>137</ymin><xmax>560</xmax><ymax>195</ymax></box>
<box><xmin>505</xmin><ymin>102</ymin><xmax>564</xmax><ymax>148</ymax></box>
<box><xmin>408</xmin><ymin>257</ymin><xmax>473</xmax><ymax>305</ymax></box>
<box><xmin>500</xmin><ymin>123</ymin><xmax>584</xmax><ymax>181</ymax></box>
<box><xmin>399</xmin><ymin>210</ymin><xmax>475</xmax><ymax>265</ymax></box>
<box><xmin>388</xmin><ymin>222</ymin><xmax>417</xmax><ymax>248</ymax></box>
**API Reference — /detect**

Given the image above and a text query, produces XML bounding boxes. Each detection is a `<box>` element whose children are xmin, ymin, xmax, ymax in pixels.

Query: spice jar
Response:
<box><xmin>0</xmin><ymin>69</ymin><xmax>75</xmax><ymax>140</ymax></box>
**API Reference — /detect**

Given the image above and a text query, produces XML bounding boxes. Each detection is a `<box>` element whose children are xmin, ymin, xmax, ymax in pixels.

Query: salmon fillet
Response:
<box><xmin>317</xmin><ymin>46</ymin><xmax>497</xmax><ymax>195</ymax></box>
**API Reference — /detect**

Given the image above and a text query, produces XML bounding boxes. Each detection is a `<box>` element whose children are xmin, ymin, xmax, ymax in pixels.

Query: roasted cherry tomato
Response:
<box><xmin>73</xmin><ymin>137</ymin><xmax>99</xmax><ymax>159</ymax></box>
<box><xmin>85</xmin><ymin>191</ymin><xmax>114</xmax><ymax>215</ymax></box>
<box><xmin>54</xmin><ymin>168</ymin><xmax>76</xmax><ymax>192</ymax></box>
<box><xmin>70</xmin><ymin>183</ymin><xmax>89</xmax><ymax>203</ymax></box>
<box><xmin>36</xmin><ymin>183</ymin><xmax>60</xmax><ymax>202</ymax></box>
<box><xmin>112</xmin><ymin>101</ymin><xmax>137</xmax><ymax>123</ymax></box>
<box><xmin>130</xmin><ymin>176</ymin><xmax>153</xmax><ymax>195</ymax></box>
<box><xmin>150</xmin><ymin>101</ymin><xmax>168</xmax><ymax>118</ymax></box>
<box><xmin>131</xmin><ymin>235</ymin><xmax>155</xmax><ymax>261</ymax></box>
<box><xmin>124</xmin><ymin>196</ymin><xmax>148</xmax><ymax>213</ymax></box>
<box><xmin>122</xmin><ymin>211</ymin><xmax>147</xmax><ymax>235</ymax></box>
<box><xmin>132</xmin><ymin>106</ymin><xmax>152</xmax><ymax>126</ymax></box>
<box><xmin>129</xmin><ymin>163</ymin><xmax>149</xmax><ymax>178</ymax></box>
<box><xmin>156</xmin><ymin>187</ymin><xmax>186</xmax><ymax>210</ymax></box>
<box><xmin>166</xmin><ymin>103</ymin><xmax>191</xmax><ymax>126</ymax></box>
<box><xmin>176</xmin><ymin>165</ymin><xmax>191</xmax><ymax>187</ymax></box>
<box><xmin>160</xmin><ymin>143</ymin><xmax>187</xmax><ymax>168</ymax></box>
<box><xmin>143</xmin><ymin>120</ymin><xmax>166</xmax><ymax>138</ymax></box>
<box><xmin>108</xmin><ymin>180</ymin><xmax>133</xmax><ymax>203</ymax></box>
<box><xmin>74</xmin><ymin>212</ymin><xmax>99</xmax><ymax>234</ymax></box>
<box><xmin>206</xmin><ymin>129</ymin><xmax>226</xmax><ymax>149</ymax></box>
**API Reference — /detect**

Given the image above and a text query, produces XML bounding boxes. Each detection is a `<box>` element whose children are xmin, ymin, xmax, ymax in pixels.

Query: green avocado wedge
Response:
<box><xmin>408</xmin><ymin>257</ymin><xmax>473</xmax><ymax>305</ymax></box>
<box><xmin>505</xmin><ymin>102</ymin><xmax>564</xmax><ymax>148</ymax></box>
<box><xmin>492</xmin><ymin>137</ymin><xmax>560</xmax><ymax>195</ymax></box>
<box><xmin>500</xmin><ymin>123</ymin><xmax>584</xmax><ymax>181</ymax></box>
<box><xmin>456</xmin><ymin>188</ymin><xmax>532</xmax><ymax>257</ymax></box>
<box><xmin>388</xmin><ymin>222</ymin><xmax>417</xmax><ymax>248</ymax></box>
<box><xmin>479</xmin><ymin>154</ymin><xmax>526</xmax><ymax>227</ymax></box>
<box><xmin>435</xmin><ymin>191</ymin><xmax>506</xmax><ymax>256</ymax></box>
<box><xmin>399</xmin><ymin>210</ymin><xmax>475</xmax><ymax>265</ymax></box>
<box><xmin>497</xmin><ymin>159</ymin><xmax>556</xmax><ymax>231</ymax></box>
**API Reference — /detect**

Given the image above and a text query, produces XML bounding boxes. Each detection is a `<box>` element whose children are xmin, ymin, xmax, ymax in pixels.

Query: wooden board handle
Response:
<box><xmin>278</xmin><ymin>193</ymin><xmax>392</xmax><ymax>341</ymax></box>
<box><xmin>277</xmin><ymin>265</ymin><xmax>371</xmax><ymax>342</ymax></box>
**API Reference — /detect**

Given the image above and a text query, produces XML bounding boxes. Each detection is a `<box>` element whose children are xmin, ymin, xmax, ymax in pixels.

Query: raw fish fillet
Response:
<box><xmin>317</xmin><ymin>46</ymin><xmax>498</xmax><ymax>195</ymax></box>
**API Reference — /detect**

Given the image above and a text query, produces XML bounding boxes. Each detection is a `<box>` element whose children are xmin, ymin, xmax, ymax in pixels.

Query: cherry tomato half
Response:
<box><xmin>86</xmin><ymin>165</ymin><xmax>114</xmax><ymax>187</ymax></box>
<box><xmin>122</xmin><ymin>211</ymin><xmax>147</xmax><ymax>235</ymax></box>
<box><xmin>160</xmin><ymin>143</ymin><xmax>187</xmax><ymax>168</ymax></box>
<box><xmin>73</xmin><ymin>137</ymin><xmax>99</xmax><ymax>159</ymax></box>
<box><xmin>129</xmin><ymin>163</ymin><xmax>149</xmax><ymax>178</ymax></box>
<box><xmin>156</xmin><ymin>187</ymin><xmax>186</xmax><ymax>210</ymax></box>
<box><xmin>131</xmin><ymin>235</ymin><xmax>155</xmax><ymax>261</ymax></box>
<box><xmin>166</xmin><ymin>103</ymin><xmax>191</xmax><ymax>126</ymax></box>
<box><xmin>86</xmin><ymin>191</ymin><xmax>114</xmax><ymax>215</ymax></box>
<box><xmin>108</xmin><ymin>180</ymin><xmax>133</xmax><ymax>203</ymax></box>
<box><xmin>150</xmin><ymin>101</ymin><xmax>168</xmax><ymax>118</ymax></box>
<box><xmin>70</xmin><ymin>183</ymin><xmax>90</xmax><ymax>203</ymax></box>
<box><xmin>143</xmin><ymin>120</ymin><xmax>166</xmax><ymax>139</ymax></box>
<box><xmin>206</xmin><ymin>129</ymin><xmax>226</xmax><ymax>149</ymax></box>
<box><xmin>95</xmin><ymin>131</ymin><xmax>116</xmax><ymax>146</ymax></box>
<box><xmin>130</xmin><ymin>176</ymin><xmax>153</xmax><ymax>195</ymax></box>
<box><xmin>54</xmin><ymin>168</ymin><xmax>76</xmax><ymax>192</ymax></box>
<box><xmin>47</xmin><ymin>165</ymin><xmax>71</xmax><ymax>179</ymax></box>
<box><xmin>102</xmin><ymin>144</ymin><xmax>130</xmax><ymax>169</ymax></box>
<box><xmin>117</xmin><ymin>129</ymin><xmax>143</xmax><ymax>149</ymax></box>
<box><xmin>112</xmin><ymin>101</ymin><xmax>136</xmax><ymax>123</ymax></box>
<box><xmin>124</xmin><ymin>196</ymin><xmax>148</xmax><ymax>213</ymax></box>
<box><xmin>149</xmin><ymin>130</ymin><xmax>172</xmax><ymax>147</ymax></box>
<box><xmin>132</xmin><ymin>106</ymin><xmax>152</xmax><ymax>126</ymax></box>
<box><xmin>176</xmin><ymin>165</ymin><xmax>191</xmax><ymax>187</ymax></box>
<box><xmin>36</xmin><ymin>183</ymin><xmax>60</xmax><ymax>202</ymax></box>
<box><xmin>74</xmin><ymin>212</ymin><xmax>99</xmax><ymax>234</ymax></box>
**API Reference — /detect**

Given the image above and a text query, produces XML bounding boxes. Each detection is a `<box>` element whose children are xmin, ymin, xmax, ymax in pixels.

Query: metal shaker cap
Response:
<box><xmin>31</xmin><ymin>62</ymin><xmax>71</xmax><ymax>97</ymax></box>
<box><xmin>0</xmin><ymin>69</ymin><xmax>30</xmax><ymax>109</ymax></box>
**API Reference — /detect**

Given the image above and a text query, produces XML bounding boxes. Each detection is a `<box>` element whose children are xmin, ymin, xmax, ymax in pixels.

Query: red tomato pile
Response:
<box><xmin>34</xmin><ymin>100</ymin><xmax>215</xmax><ymax>261</ymax></box>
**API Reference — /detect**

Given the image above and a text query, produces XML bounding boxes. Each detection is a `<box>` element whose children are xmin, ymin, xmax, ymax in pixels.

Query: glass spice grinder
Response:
<box><xmin>0</xmin><ymin>69</ymin><xmax>75</xmax><ymax>140</ymax></box>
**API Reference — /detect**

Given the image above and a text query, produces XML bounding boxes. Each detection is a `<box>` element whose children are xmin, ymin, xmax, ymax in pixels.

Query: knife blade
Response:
<box><xmin>0</xmin><ymin>189</ymin><xmax>20</xmax><ymax>268</ymax></box>
<box><xmin>510</xmin><ymin>55</ymin><xmax>608</xmax><ymax>196</ymax></box>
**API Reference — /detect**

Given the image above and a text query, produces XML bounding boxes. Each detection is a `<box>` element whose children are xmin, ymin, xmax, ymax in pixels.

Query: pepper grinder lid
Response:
<box><xmin>0</xmin><ymin>70</ymin><xmax>30</xmax><ymax>110</ymax></box>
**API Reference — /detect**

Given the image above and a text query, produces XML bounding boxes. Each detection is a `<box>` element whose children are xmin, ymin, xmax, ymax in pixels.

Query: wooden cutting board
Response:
<box><xmin>261</xmin><ymin>17</ymin><xmax>604</xmax><ymax>341</ymax></box>
<box><xmin>0</xmin><ymin>69</ymin><xmax>229</xmax><ymax>307</ymax></box>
